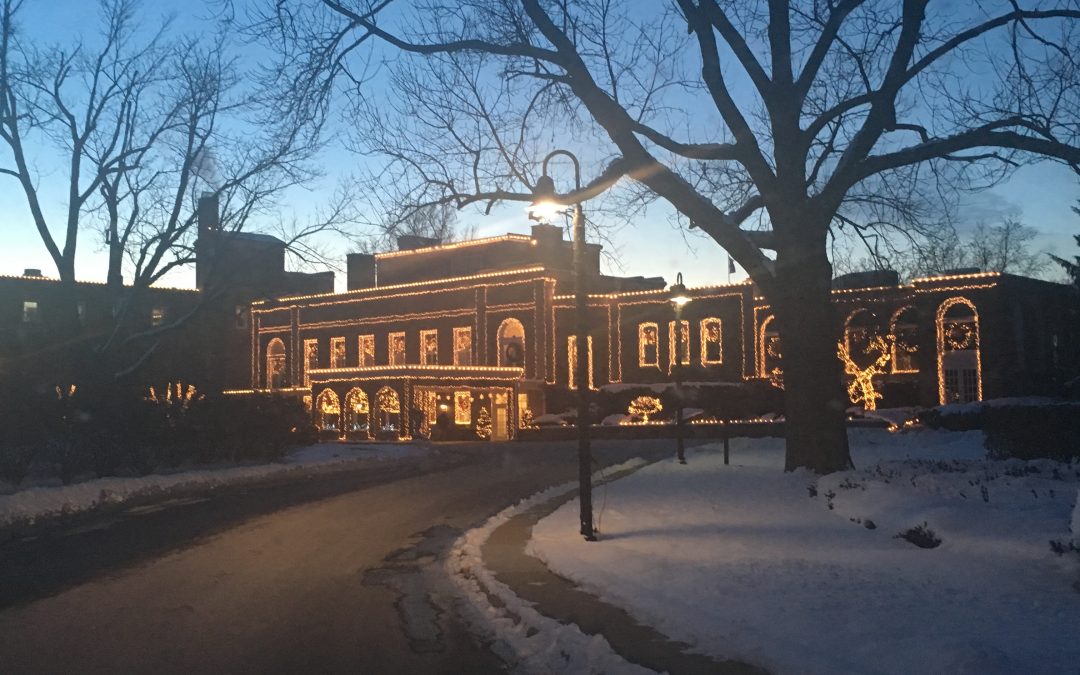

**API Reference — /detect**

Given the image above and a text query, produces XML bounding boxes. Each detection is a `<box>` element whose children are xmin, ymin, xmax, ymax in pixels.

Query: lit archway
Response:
<box><xmin>842</xmin><ymin>309</ymin><xmax>877</xmax><ymax>373</ymax></box>
<box><xmin>343</xmin><ymin>387</ymin><xmax>369</xmax><ymax>437</ymax></box>
<box><xmin>266</xmin><ymin>338</ymin><xmax>286</xmax><ymax>390</ymax></box>
<box><xmin>757</xmin><ymin>315</ymin><xmax>781</xmax><ymax>379</ymax></box>
<box><xmin>936</xmin><ymin>297</ymin><xmax>982</xmax><ymax>404</ymax></box>
<box><xmin>497</xmin><ymin>318</ymin><xmax>526</xmax><ymax>367</ymax></box>
<box><xmin>315</xmin><ymin>388</ymin><xmax>341</xmax><ymax>434</ymax></box>
<box><xmin>375</xmin><ymin>386</ymin><xmax>401</xmax><ymax>436</ymax></box>
<box><xmin>889</xmin><ymin>306</ymin><xmax>919</xmax><ymax>373</ymax></box>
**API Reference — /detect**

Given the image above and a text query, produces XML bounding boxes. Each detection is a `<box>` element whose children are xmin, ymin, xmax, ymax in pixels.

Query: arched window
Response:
<box><xmin>343</xmin><ymin>388</ymin><xmax>369</xmax><ymax>436</ymax></box>
<box><xmin>497</xmin><ymin>318</ymin><xmax>526</xmax><ymax>367</ymax></box>
<box><xmin>889</xmin><ymin>306</ymin><xmax>919</xmax><ymax>373</ymax></box>
<box><xmin>758</xmin><ymin>315</ymin><xmax>781</xmax><ymax>378</ymax></box>
<box><xmin>315</xmin><ymin>388</ymin><xmax>341</xmax><ymax>434</ymax></box>
<box><xmin>700</xmin><ymin>318</ymin><xmax>722</xmax><ymax>365</ymax></box>
<box><xmin>936</xmin><ymin>297</ymin><xmax>982</xmax><ymax>404</ymax></box>
<box><xmin>375</xmin><ymin>386</ymin><xmax>401</xmax><ymax>434</ymax></box>
<box><xmin>842</xmin><ymin>309</ymin><xmax>878</xmax><ymax>373</ymax></box>
<box><xmin>638</xmin><ymin>322</ymin><xmax>659</xmax><ymax>367</ymax></box>
<box><xmin>266</xmin><ymin>338</ymin><xmax>286</xmax><ymax>390</ymax></box>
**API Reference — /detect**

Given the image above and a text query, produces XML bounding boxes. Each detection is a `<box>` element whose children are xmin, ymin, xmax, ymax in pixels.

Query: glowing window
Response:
<box><xmin>667</xmin><ymin>320</ymin><xmax>690</xmax><ymax>372</ymax></box>
<box><xmin>758</xmin><ymin>315</ymin><xmax>782</xmax><ymax>379</ymax></box>
<box><xmin>358</xmin><ymin>334</ymin><xmax>375</xmax><ymax>367</ymax></box>
<box><xmin>843</xmin><ymin>309</ymin><xmax>877</xmax><ymax>374</ymax></box>
<box><xmin>453</xmin><ymin>327</ymin><xmax>473</xmax><ymax>366</ymax></box>
<box><xmin>517</xmin><ymin>392</ymin><xmax>529</xmax><ymax>426</ymax></box>
<box><xmin>389</xmin><ymin>332</ymin><xmax>406</xmax><ymax>366</ymax></box>
<box><xmin>700</xmin><ymin>318</ymin><xmax>722</xmax><ymax>365</ymax></box>
<box><xmin>497</xmin><ymin>318</ymin><xmax>526</xmax><ymax>367</ymax></box>
<box><xmin>568</xmin><ymin>335</ymin><xmax>595</xmax><ymax>390</ymax></box>
<box><xmin>890</xmin><ymin>306</ymin><xmax>919</xmax><ymax>373</ymax></box>
<box><xmin>330</xmin><ymin>337</ymin><xmax>346</xmax><ymax>368</ymax></box>
<box><xmin>420</xmin><ymin>329</ymin><xmax>438</xmax><ymax>365</ymax></box>
<box><xmin>22</xmin><ymin>300</ymin><xmax>39</xmax><ymax>323</ymax></box>
<box><xmin>303</xmin><ymin>339</ymin><xmax>319</xmax><ymax>385</ymax></box>
<box><xmin>315</xmin><ymin>388</ymin><xmax>340</xmax><ymax>433</ymax></box>
<box><xmin>266</xmin><ymin>338</ymin><xmax>286</xmax><ymax>390</ymax></box>
<box><xmin>454</xmin><ymin>390</ymin><xmax>472</xmax><ymax>425</ymax></box>
<box><xmin>638</xmin><ymin>323</ymin><xmax>659</xmax><ymax>367</ymax></box>
<box><xmin>344</xmin><ymin>388</ymin><xmax>369</xmax><ymax>433</ymax></box>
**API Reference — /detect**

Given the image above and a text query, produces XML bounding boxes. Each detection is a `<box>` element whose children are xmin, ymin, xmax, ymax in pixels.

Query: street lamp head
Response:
<box><xmin>528</xmin><ymin>174</ymin><xmax>565</xmax><ymax>223</ymax></box>
<box><xmin>669</xmin><ymin>272</ymin><xmax>690</xmax><ymax>307</ymax></box>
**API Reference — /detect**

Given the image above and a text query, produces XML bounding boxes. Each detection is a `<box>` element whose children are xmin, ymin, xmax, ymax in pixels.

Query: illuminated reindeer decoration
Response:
<box><xmin>837</xmin><ymin>336</ymin><xmax>893</xmax><ymax>412</ymax></box>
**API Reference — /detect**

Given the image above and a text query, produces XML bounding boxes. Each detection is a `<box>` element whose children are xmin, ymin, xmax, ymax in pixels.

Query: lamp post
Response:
<box><xmin>528</xmin><ymin>149</ymin><xmax>596</xmax><ymax>542</ymax></box>
<box><xmin>669</xmin><ymin>273</ymin><xmax>690</xmax><ymax>464</ymax></box>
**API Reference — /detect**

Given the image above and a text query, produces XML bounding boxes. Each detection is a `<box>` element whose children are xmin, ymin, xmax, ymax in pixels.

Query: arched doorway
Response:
<box><xmin>375</xmin><ymin>386</ymin><xmax>401</xmax><ymax>437</ymax></box>
<box><xmin>497</xmin><ymin>318</ymin><xmax>526</xmax><ymax>367</ymax></box>
<box><xmin>343</xmin><ymin>387</ymin><xmax>369</xmax><ymax>438</ymax></box>
<box><xmin>936</xmin><ymin>297</ymin><xmax>982</xmax><ymax>404</ymax></box>
<box><xmin>266</xmin><ymin>338</ymin><xmax>286</xmax><ymax>390</ymax></box>
<box><xmin>315</xmin><ymin>388</ymin><xmax>341</xmax><ymax>435</ymax></box>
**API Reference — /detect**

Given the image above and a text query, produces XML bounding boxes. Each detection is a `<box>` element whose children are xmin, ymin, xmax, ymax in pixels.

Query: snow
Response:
<box><xmin>934</xmin><ymin>396</ymin><xmax>1072</xmax><ymax>416</ymax></box>
<box><xmin>529</xmin><ymin>429</ymin><xmax>1080</xmax><ymax>675</ymax></box>
<box><xmin>445</xmin><ymin>458</ymin><xmax>655</xmax><ymax>675</ymax></box>
<box><xmin>0</xmin><ymin>442</ymin><xmax>423</xmax><ymax>529</ymax></box>
<box><xmin>601</xmin><ymin>413</ymin><xmax>631</xmax><ymax>426</ymax></box>
<box><xmin>851</xmin><ymin>406</ymin><xmax>918</xmax><ymax>428</ymax></box>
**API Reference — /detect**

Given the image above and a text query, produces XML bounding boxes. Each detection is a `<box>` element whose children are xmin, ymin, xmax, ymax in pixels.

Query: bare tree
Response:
<box><xmin>841</xmin><ymin>216</ymin><xmax>1050</xmax><ymax>280</ymax></box>
<box><xmin>1</xmin><ymin>0</ymin><xmax>330</xmax><ymax>378</ymax></box>
<box><xmin>963</xmin><ymin>218</ymin><xmax>1049</xmax><ymax>277</ymax></box>
<box><xmin>259</xmin><ymin>0</ymin><xmax>1080</xmax><ymax>473</ymax></box>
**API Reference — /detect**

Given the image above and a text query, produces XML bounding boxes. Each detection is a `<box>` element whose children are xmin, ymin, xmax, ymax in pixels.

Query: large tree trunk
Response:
<box><xmin>772</xmin><ymin>231</ymin><xmax>852</xmax><ymax>474</ymax></box>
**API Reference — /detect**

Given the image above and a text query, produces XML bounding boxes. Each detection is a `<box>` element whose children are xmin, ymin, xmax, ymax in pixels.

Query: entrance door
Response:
<box><xmin>491</xmin><ymin>393</ymin><xmax>509</xmax><ymax>441</ymax></box>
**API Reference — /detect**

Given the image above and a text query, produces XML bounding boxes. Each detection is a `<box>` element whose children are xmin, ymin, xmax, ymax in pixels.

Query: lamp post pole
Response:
<box><xmin>572</xmin><ymin>201</ymin><xmax>595</xmax><ymax>540</ymax></box>
<box><xmin>670</xmin><ymin>273</ymin><xmax>690</xmax><ymax>465</ymax></box>
<box><xmin>530</xmin><ymin>149</ymin><xmax>595</xmax><ymax>541</ymax></box>
<box><xmin>674</xmin><ymin>301</ymin><xmax>686</xmax><ymax>464</ymax></box>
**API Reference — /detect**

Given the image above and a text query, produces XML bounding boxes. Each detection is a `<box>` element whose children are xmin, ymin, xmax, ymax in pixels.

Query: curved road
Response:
<box><xmin>0</xmin><ymin>440</ymin><xmax>675</xmax><ymax>674</ymax></box>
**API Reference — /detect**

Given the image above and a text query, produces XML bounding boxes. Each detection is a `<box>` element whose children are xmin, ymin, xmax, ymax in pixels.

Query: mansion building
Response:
<box><xmin>3</xmin><ymin>195</ymin><xmax>1077</xmax><ymax>441</ymax></box>
<box><xmin>239</xmin><ymin>224</ymin><xmax>1077</xmax><ymax>441</ymax></box>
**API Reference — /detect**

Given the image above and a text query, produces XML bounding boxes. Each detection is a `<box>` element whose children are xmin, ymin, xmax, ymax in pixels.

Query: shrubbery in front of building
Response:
<box><xmin>0</xmin><ymin>379</ymin><xmax>315</xmax><ymax>489</ymax></box>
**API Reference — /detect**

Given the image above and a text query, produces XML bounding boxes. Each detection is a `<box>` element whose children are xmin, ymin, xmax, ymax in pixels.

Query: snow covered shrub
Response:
<box><xmin>895</xmin><ymin>522</ymin><xmax>942</xmax><ymax>549</ymax></box>
<box><xmin>983</xmin><ymin>405</ymin><xmax>1080</xmax><ymax>462</ymax></box>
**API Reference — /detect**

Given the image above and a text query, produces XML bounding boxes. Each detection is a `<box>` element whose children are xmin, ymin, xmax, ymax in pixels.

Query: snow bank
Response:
<box><xmin>0</xmin><ymin>443</ymin><xmax>422</xmax><ymax>528</ymax></box>
<box><xmin>445</xmin><ymin>458</ymin><xmax>657</xmax><ymax>674</ymax></box>
<box><xmin>934</xmin><ymin>396</ymin><xmax>1071</xmax><ymax>416</ymax></box>
<box><xmin>529</xmin><ymin>429</ymin><xmax>1080</xmax><ymax>675</ymax></box>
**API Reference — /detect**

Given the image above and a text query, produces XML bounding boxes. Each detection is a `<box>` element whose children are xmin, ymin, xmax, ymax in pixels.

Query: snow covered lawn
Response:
<box><xmin>0</xmin><ymin>442</ymin><xmax>425</xmax><ymax>529</ymax></box>
<box><xmin>530</xmin><ymin>429</ymin><xmax>1080</xmax><ymax>674</ymax></box>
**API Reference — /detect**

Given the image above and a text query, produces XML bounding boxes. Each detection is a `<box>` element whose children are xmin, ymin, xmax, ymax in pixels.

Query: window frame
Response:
<box><xmin>700</xmin><ymin>318</ymin><xmax>723</xmax><ymax>365</ymax></box>
<box><xmin>389</xmin><ymin>331</ymin><xmax>406</xmax><ymax>366</ymax></box>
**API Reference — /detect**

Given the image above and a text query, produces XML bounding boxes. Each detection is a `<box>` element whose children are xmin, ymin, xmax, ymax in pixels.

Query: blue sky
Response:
<box><xmin>1</xmin><ymin>0</ymin><xmax>1077</xmax><ymax>290</ymax></box>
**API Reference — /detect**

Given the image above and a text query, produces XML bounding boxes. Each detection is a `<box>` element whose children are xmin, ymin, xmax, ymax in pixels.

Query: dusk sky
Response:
<box><xmin>2</xmin><ymin>0</ymin><xmax>1078</xmax><ymax>290</ymax></box>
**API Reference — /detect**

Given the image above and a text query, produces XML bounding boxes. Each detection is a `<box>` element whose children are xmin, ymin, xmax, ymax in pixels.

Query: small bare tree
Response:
<box><xmin>1</xmin><ymin>0</ymin><xmax>331</xmax><ymax>379</ymax></box>
<box><xmin>260</xmin><ymin>0</ymin><xmax>1080</xmax><ymax>473</ymax></box>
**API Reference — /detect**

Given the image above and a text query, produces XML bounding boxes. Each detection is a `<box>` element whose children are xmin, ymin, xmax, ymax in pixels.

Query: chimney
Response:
<box><xmin>22</xmin><ymin>268</ymin><xmax>42</xmax><ymax>277</ymax></box>
<box><xmin>197</xmin><ymin>192</ymin><xmax>220</xmax><ymax>236</ymax></box>
<box><xmin>347</xmin><ymin>253</ymin><xmax>377</xmax><ymax>290</ymax></box>
<box><xmin>396</xmin><ymin>234</ymin><xmax>440</xmax><ymax>251</ymax></box>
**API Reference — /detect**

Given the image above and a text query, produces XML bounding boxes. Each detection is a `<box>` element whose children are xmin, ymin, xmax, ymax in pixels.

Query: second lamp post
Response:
<box><xmin>670</xmin><ymin>273</ymin><xmax>691</xmax><ymax>464</ymax></box>
<box><xmin>529</xmin><ymin>149</ymin><xmax>596</xmax><ymax>541</ymax></box>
